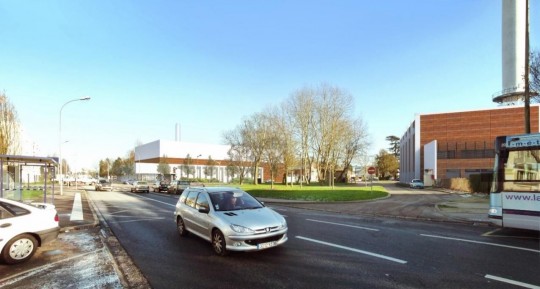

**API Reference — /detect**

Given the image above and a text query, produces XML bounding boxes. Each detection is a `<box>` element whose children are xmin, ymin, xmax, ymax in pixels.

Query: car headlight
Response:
<box><xmin>280</xmin><ymin>220</ymin><xmax>287</xmax><ymax>229</ymax></box>
<box><xmin>230</xmin><ymin>224</ymin><xmax>255</xmax><ymax>234</ymax></box>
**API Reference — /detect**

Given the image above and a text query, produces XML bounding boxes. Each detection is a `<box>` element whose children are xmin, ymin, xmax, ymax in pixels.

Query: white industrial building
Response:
<box><xmin>134</xmin><ymin>139</ymin><xmax>250</xmax><ymax>182</ymax></box>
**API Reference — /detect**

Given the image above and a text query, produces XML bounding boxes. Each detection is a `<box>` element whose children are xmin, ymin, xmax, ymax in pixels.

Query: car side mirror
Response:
<box><xmin>198</xmin><ymin>207</ymin><xmax>210</xmax><ymax>214</ymax></box>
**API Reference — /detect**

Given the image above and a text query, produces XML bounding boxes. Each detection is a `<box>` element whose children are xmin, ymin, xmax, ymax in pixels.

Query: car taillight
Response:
<box><xmin>55</xmin><ymin>213</ymin><xmax>59</xmax><ymax>222</ymax></box>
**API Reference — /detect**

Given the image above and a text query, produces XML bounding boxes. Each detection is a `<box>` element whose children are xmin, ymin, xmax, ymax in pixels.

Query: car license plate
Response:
<box><xmin>257</xmin><ymin>241</ymin><xmax>277</xmax><ymax>249</ymax></box>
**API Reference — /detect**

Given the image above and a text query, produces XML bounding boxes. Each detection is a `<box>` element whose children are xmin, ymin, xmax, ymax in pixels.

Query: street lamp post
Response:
<box><xmin>59</xmin><ymin>96</ymin><xmax>90</xmax><ymax>196</ymax></box>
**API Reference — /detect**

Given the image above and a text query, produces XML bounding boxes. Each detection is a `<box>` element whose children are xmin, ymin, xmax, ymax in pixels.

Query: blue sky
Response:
<box><xmin>1</xmin><ymin>0</ymin><xmax>538</xmax><ymax>170</ymax></box>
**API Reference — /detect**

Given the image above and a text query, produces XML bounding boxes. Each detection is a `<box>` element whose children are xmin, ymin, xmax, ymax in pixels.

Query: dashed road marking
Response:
<box><xmin>296</xmin><ymin>236</ymin><xmax>407</xmax><ymax>264</ymax></box>
<box><xmin>420</xmin><ymin>234</ymin><xmax>540</xmax><ymax>253</ymax></box>
<box><xmin>306</xmin><ymin>219</ymin><xmax>379</xmax><ymax>231</ymax></box>
<box><xmin>485</xmin><ymin>274</ymin><xmax>540</xmax><ymax>289</ymax></box>
<box><xmin>130</xmin><ymin>193</ymin><xmax>175</xmax><ymax>206</ymax></box>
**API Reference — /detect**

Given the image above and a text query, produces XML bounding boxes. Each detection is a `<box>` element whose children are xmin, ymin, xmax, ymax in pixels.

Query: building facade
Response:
<box><xmin>400</xmin><ymin>105</ymin><xmax>540</xmax><ymax>185</ymax></box>
<box><xmin>134</xmin><ymin>140</ymin><xmax>284</xmax><ymax>183</ymax></box>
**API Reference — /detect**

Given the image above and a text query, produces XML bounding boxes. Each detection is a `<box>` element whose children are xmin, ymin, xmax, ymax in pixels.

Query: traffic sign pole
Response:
<box><xmin>367</xmin><ymin>167</ymin><xmax>376</xmax><ymax>193</ymax></box>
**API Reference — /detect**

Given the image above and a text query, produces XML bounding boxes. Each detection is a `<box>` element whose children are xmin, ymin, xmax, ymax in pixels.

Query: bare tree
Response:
<box><xmin>181</xmin><ymin>154</ymin><xmax>195</xmax><ymax>179</ymax></box>
<box><xmin>309</xmin><ymin>84</ymin><xmax>354</xmax><ymax>185</ymax></box>
<box><xmin>336</xmin><ymin>117</ymin><xmax>369</xmax><ymax>183</ymax></box>
<box><xmin>223</xmin><ymin>128</ymin><xmax>250</xmax><ymax>184</ymax></box>
<box><xmin>157</xmin><ymin>154</ymin><xmax>171</xmax><ymax>179</ymax></box>
<box><xmin>276</xmin><ymin>102</ymin><xmax>298</xmax><ymax>186</ymax></box>
<box><xmin>262</xmin><ymin>107</ymin><xmax>286</xmax><ymax>188</ymax></box>
<box><xmin>225</xmin><ymin>83</ymin><xmax>369</xmax><ymax>187</ymax></box>
<box><xmin>531</xmin><ymin>50</ymin><xmax>540</xmax><ymax>102</ymax></box>
<box><xmin>122</xmin><ymin>149</ymin><xmax>135</xmax><ymax>176</ymax></box>
<box><xmin>0</xmin><ymin>91</ymin><xmax>21</xmax><ymax>155</ymax></box>
<box><xmin>241</xmin><ymin>113</ymin><xmax>270</xmax><ymax>185</ymax></box>
<box><xmin>286</xmin><ymin>87</ymin><xmax>316</xmax><ymax>186</ymax></box>
<box><xmin>204</xmin><ymin>156</ymin><xmax>217</xmax><ymax>179</ymax></box>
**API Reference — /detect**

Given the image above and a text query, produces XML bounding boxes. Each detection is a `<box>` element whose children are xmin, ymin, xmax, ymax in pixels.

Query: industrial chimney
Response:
<box><xmin>493</xmin><ymin>0</ymin><xmax>527</xmax><ymax>103</ymax></box>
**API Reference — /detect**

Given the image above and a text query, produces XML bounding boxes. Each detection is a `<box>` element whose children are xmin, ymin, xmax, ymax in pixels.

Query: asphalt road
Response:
<box><xmin>89</xmin><ymin>190</ymin><xmax>540</xmax><ymax>289</ymax></box>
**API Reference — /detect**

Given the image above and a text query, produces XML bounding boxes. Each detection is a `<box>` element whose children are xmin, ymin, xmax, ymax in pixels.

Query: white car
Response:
<box><xmin>0</xmin><ymin>198</ymin><xmax>60</xmax><ymax>264</ymax></box>
<box><xmin>131</xmin><ymin>181</ymin><xmax>150</xmax><ymax>193</ymax></box>
<box><xmin>174</xmin><ymin>187</ymin><xmax>288</xmax><ymax>256</ymax></box>
<box><xmin>409</xmin><ymin>179</ymin><xmax>425</xmax><ymax>189</ymax></box>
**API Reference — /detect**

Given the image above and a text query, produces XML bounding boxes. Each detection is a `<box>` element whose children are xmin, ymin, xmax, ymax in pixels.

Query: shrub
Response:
<box><xmin>469</xmin><ymin>173</ymin><xmax>492</xmax><ymax>194</ymax></box>
<box><xmin>439</xmin><ymin>178</ymin><xmax>471</xmax><ymax>192</ymax></box>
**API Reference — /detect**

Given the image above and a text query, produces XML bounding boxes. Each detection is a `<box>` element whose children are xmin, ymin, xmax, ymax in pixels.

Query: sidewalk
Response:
<box><xmin>52</xmin><ymin>188</ymin><xmax>99</xmax><ymax>231</ymax></box>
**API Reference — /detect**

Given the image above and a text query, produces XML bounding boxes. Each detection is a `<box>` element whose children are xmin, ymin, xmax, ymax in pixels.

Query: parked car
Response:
<box><xmin>95</xmin><ymin>179</ymin><xmax>113</xmax><ymax>191</ymax></box>
<box><xmin>0</xmin><ymin>198</ymin><xmax>60</xmax><ymax>264</ymax></box>
<box><xmin>174</xmin><ymin>187</ymin><xmax>288</xmax><ymax>256</ymax></box>
<box><xmin>131</xmin><ymin>181</ymin><xmax>150</xmax><ymax>193</ymax></box>
<box><xmin>409</xmin><ymin>179</ymin><xmax>424</xmax><ymax>189</ymax></box>
<box><xmin>153</xmin><ymin>180</ymin><xmax>170</xmax><ymax>192</ymax></box>
<box><xmin>168</xmin><ymin>180</ymin><xmax>191</xmax><ymax>194</ymax></box>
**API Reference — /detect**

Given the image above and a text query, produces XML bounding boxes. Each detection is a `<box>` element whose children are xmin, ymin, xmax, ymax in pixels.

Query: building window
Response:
<box><xmin>446</xmin><ymin>169</ymin><xmax>461</xmax><ymax>178</ymax></box>
<box><xmin>437</xmin><ymin>151</ymin><xmax>448</xmax><ymax>159</ymax></box>
<box><xmin>461</xmin><ymin>149</ymin><xmax>495</xmax><ymax>159</ymax></box>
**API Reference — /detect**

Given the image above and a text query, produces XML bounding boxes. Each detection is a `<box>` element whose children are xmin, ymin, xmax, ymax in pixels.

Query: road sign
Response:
<box><xmin>367</xmin><ymin>167</ymin><xmax>376</xmax><ymax>174</ymax></box>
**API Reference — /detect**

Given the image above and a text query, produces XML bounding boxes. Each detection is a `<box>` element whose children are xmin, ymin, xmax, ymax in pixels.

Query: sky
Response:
<box><xmin>1</xmin><ymin>0</ymin><xmax>539</xmax><ymax>171</ymax></box>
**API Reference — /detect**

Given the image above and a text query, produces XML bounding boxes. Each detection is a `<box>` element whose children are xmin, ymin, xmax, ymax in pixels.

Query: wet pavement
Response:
<box><xmin>0</xmin><ymin>182</ymin><xmax>491</xmax><ymax>288</ymax></box>
<box><xmin>0</xmin><ymin>188</ymin><xmax>150</xmax><ymax>289</ymax></box>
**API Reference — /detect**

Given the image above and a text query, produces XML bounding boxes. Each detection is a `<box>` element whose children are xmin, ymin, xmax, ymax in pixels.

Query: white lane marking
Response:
<box><xmin>131</xmin><ymin>193</ymin><xmax>176</xmax><ymax>207</ymax></box>
<box><xmin>69</xmin><ymin>192</ymin><xmax>84</xmax><ymax>221</ymax></box>
<box><xmin>421</xmin><ymin>234</ymin><xmax>540</xmax><ymax>253</ymax></box>
<box><xmin>306</xmin><ymin>219</ymin><xmax>379</xmax><ymax>231</ymax></box>
<box><xmin>296</xmin><ymin>236</ymin><xmax>407</xmax><ymax>264</ymax></box>
<box><xmin>485</xmin><ymin>274</ymin><xmax>540</xmax><ymax>289</ymax></box>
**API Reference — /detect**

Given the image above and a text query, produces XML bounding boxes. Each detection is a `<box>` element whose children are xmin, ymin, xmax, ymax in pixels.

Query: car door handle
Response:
<box><xmin>0</xmin><ymin>223</ymin><xmax>11</xmax><ymax>228</ymax></box>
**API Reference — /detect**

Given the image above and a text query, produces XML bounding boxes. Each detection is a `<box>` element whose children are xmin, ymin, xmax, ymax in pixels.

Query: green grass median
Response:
<box><xmin>239</xmin><ymin>184</ymin><xmax>388</xmax><ymax>202</ymax></box>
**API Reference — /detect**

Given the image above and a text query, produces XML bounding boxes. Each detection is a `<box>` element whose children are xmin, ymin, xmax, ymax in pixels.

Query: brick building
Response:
<box><xmin>399</xmin><ymin>105</ymin><xmax>540</xmax><ymax>185</ymax></box>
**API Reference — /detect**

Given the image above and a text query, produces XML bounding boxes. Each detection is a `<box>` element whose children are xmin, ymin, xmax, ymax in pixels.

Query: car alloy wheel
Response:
<box><xmin>212</xmin><ymin>229</ymin><xmax>228</xmax><ymax>256</ymax></box>
<box><xmin>2</xmin><ymin>234</ymin><xmax>38</xmax><ymax>264</ymax></box>
<box><xmin>177</xmin><ymin>217</ymin><xmax>188</xmax><ymax>237</ymax></box>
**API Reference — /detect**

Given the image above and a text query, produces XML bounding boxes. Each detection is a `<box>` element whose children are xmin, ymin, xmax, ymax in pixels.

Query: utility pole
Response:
<box><xmin>524</xmin><ymin>0</ymin><xmax>531</xmax><ymax>133</ymax></box>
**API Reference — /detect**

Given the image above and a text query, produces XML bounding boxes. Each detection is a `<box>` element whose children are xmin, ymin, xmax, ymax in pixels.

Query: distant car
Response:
<box><xmin>409</xmin><ymin>179</ymin><xmax>424</xmax><ymax>189</ymax></box>
<box><xmin>131</xmin><ymin>181</ymin><xmax>150</xmax><ymax>193</ymax></box>
<box><xmin>168</xmin><ymin>180</ymin><xmax>191</xmax><ymax>194</ymax></box>
<box><xmin>95</xmin><ymin>179</ymin><xmax>113</xmax><ymax>191</ymax></box>
<box><xmin>174</xmin><ymin>187</ymin><xmax>288</xmax><ymax>256</ymax></box>
<box><xmin>153</xmin><ymin>181</ymin><xmax>170</xmax><ymax>192</ymax></box>
<box><xmin>0</xmin><ymin>198</ymin><xmax>60</xmax><ymax>264</ymax></box>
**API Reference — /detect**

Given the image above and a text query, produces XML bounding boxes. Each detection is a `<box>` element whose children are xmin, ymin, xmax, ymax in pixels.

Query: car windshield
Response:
<box><xmin>138</xmin><ymin>182</ymin><xmax>148</xmax><ymax>185</ymax></box>
<box><xmin>209</xmin><ymin>190</ymin><xmax>264</xmax><ymax>211</ymax></box>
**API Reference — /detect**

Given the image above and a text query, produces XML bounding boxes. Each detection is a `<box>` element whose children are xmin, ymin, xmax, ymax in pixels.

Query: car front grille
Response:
<box><xmin>254</xmin><ymin>226</ymin><xmax>279</xmax><ymax>234</ymax></box>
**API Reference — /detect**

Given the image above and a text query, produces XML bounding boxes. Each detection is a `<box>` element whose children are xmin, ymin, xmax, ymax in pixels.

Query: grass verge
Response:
<box><xmin>239</xmin><ymin>184</ymin><xmax>388</xmax><ymax>202</ymax></box>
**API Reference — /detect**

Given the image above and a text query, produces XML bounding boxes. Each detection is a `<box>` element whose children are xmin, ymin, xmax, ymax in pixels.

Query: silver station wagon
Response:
<box><xmin>174</xmin><ymin>187</ymin><xmax>288</xmax><ymax>256</ymax></box>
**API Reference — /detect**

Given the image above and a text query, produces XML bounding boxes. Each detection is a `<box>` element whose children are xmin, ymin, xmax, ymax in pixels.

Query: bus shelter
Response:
<box><xmin>0</xmin><ymin>154</ymin><xmax>58</xmax><ymax>203</ymax></box>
